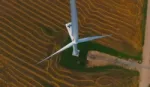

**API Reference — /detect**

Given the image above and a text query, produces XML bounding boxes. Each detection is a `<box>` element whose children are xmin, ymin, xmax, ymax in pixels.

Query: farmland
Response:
<box><xmin>0</xmin><ymin>0</ymin><xmax>146</xmax><ymax>87</ymax></box>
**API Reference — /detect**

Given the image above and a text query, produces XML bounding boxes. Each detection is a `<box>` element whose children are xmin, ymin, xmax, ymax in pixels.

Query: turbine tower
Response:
<box><xmin>37</xmin><ymin>0</ymin><xmax>111</xmax><ymax>64</ymax></box>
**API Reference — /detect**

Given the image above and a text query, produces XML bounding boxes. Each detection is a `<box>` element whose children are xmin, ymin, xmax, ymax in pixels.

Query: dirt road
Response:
<box><xmin>87</xmin><ymin>51</ymin><xmax>150</xmax><ymax>71</ymax></box>
<box><xmin>87</xmin><ymin>51</ymin><xmax>140</xmax><ymax>70</ymax></box>
<box><xmin>139</xmin><ymin>0</ymin><xmax>150</xmax><ymax>87</ymax></box>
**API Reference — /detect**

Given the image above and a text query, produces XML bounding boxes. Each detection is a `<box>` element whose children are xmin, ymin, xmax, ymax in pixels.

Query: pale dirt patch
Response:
<box><xmin>86</xmin><ymin>51</ymin><xmax>140</xmax><ymax>71</ymax></box>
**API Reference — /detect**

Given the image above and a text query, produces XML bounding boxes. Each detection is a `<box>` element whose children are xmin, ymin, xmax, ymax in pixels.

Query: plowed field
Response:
<box><xmin>0</xmin><ymin>0</ymin><xmax>145</xmax><ymax>87</ymax></box>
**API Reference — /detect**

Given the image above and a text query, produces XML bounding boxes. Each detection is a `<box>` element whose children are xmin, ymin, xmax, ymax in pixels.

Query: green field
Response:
<box><xmin>142</xmin><ymin>0</ymin><xmax>148</xmax><ymax>45</ymax></box>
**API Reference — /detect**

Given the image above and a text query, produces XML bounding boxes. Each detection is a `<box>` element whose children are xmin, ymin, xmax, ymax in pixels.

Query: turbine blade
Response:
<box><xmin>37</xmin><ymin>42</ymin><xmax>74</xmax><ymax>64</ymax></box>
<box><xmin>70</xmin><ymin>0</ymin><xmax>78</xmax><ymax>41</ymax></box>
<box><xmin>78</xmin><ymin>34</ymin><xmax>112</xmax><ymax>43</ymax></box>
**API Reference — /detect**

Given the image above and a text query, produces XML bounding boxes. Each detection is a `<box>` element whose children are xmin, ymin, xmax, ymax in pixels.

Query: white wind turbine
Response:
<box><xmin>37</xmin><ymin>0</ymin><xmax>111</xmax><ymax>64</ymax></box>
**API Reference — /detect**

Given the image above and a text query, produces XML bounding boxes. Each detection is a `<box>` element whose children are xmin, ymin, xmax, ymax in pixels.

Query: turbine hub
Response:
<box><xmin>72</xmin><ymin>39</ymin><xmax>78</xmax><ymax>44</ymax></box>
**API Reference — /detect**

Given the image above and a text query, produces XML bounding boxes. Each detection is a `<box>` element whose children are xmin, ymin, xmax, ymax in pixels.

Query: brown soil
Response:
<box><xmin>0</xmin><ymin>0</ymin><xmax>144</xmax><ymax>87</ymax></box>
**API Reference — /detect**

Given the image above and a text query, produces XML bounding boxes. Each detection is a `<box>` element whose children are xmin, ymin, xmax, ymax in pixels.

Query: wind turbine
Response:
<box><xmin>37</xmin><ymin>0</ymin><xmax>111</xmax><ymax>64</ymax></box>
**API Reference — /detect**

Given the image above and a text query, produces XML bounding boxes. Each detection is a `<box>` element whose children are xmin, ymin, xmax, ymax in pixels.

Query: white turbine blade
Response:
<box><xmin>70</xmin><ymin>0</ymin><xmax>78</xmax><ymax>41</ymax></box>
<box><xmin>78</xmin><ymin>34</ymin><xmax>112</xmax><ymax>43</ymax></box>
<box><xmin>37</xmin><ymin>42</ymin><xmax>74</xmax><ymax>64</ymax></box>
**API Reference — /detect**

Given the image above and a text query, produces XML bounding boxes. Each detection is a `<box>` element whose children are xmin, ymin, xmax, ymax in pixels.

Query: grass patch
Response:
<box><xmin>142</xmin><ymin>0</ymin><xmax>148</xmax><ymax>45</ymax></box>
<box><xmin>60</xmin><ymin>38</ymin><xmax>140</xmax><ymax>73</ymax></box>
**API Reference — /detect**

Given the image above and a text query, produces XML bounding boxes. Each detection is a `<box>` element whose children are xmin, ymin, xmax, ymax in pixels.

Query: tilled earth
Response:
<box><xmin>0</xmin><ymin>0</ymin><xmax>145</xmax><ymax>87</ymax></box>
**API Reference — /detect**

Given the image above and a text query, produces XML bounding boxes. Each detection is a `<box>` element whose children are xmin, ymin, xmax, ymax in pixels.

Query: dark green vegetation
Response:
<box><xmin>59</xmin><ymin>38</ymin><xmax>140</xmax><ymax>73</ymax></box>
<box><xmin>41</xmin><ymin>24</ymin><xmax>141</xmax><ymax>73</ymax></box>
<box><xmin>142</xmin><ymin>0</ymin><xmax>148</xmax><ymax>45</ymax></box>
